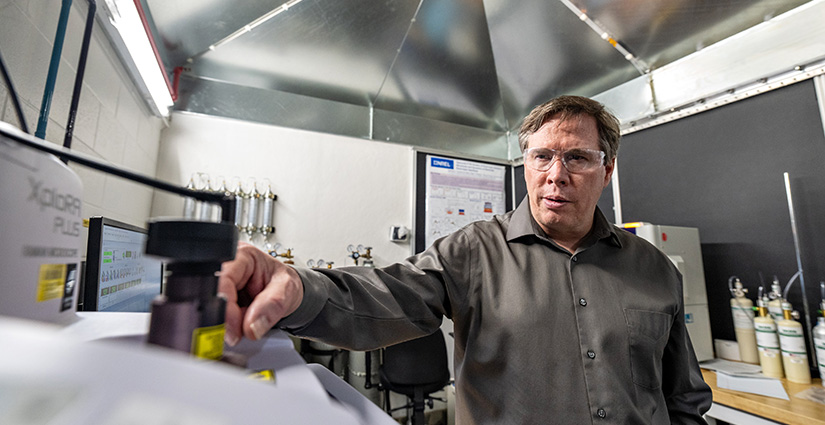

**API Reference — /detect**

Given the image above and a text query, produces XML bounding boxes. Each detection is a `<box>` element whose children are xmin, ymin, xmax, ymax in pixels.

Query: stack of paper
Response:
<box><xmin>700</xmin><ymin>358</ymin><xmax>789</xmax><ymax>400</ymax></box>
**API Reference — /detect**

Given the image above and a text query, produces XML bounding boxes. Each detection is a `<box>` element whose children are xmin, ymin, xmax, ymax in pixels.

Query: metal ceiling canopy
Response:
<box><xmin>145</xmin><ymin>0</ymin><xmax>288</xmax><ymax>71</ymax></box>
<box><xmin>371</xmin><ymin>0</ymin><xmax>504</xmax><ymax>130</ymax></box>
<box><xmin>185</xmin><ymin>1</ymin><xmax>420</xmax><ymax>106</ymax></box>
<box><xmin>486</xmin><ymin>0</ymin><xmax>642</xmax><ymax>132</ymax></box>
<box><xmin>143</xmin><ymin>0</ymin><xmax>814</xmax><ymax>160</ymax></box>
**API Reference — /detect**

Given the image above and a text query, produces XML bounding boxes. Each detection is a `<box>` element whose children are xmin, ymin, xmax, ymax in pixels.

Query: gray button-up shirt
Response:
<box><xmin>281</xmin><ymin>199</ymin><xmax>712</xmax><ymax>424</ymax></box>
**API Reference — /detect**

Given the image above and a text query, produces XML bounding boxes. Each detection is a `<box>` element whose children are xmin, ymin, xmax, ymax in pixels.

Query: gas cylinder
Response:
<box><xmin>730</xmin><ymin>277</ymin><xmax>758</xmax><ymax>364</ymax></box>
<box><xmin>777</xmin><ymin>301</ymin><xmax>811</xmax><ymax>384</ymax></box>
<box><xmin>813</xmin><ymin>282</ymin><xmax>825</xmax><ymax>386</ymax></box>
<box><xmin>754</xmin><ymin>289</ymin><xmax>783</xmax><ymax>378</ymax></box>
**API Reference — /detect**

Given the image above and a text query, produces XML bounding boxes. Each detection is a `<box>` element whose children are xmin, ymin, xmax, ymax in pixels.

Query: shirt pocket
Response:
<box><xmin>624</xmin><ymin>308</ymin><xmax>672</xmax><ymax>390</ymax></box>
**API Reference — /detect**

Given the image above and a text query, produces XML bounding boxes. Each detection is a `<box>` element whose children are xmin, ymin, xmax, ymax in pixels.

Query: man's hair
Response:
<box><xmin>517</xmin><ymin>95</ymin><xmax>621</xmax><ymax>162</ymax></box>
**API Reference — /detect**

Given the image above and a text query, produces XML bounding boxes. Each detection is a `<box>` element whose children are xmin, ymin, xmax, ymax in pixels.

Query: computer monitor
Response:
<box><xmin>79</xmin><ymin>217</ymin><xmax>163</xmax><ymax>312</ymax></box>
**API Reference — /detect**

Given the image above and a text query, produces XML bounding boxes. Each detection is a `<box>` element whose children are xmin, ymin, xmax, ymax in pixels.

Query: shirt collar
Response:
<box><xmin>506</xmin><ymin>196</ymin><xmax>622</xmax><ymax>249</ymax></box>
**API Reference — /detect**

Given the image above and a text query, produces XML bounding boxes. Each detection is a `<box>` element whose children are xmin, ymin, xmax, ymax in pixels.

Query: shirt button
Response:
<box><xmin>587</xmin><ymin>350</ymin><xmax>596</xmax><ymax>359</ymax></box>
<box><xmin>597</xmin><ymin>408</ymin><xmax>606</xmax><ymax>418</ymax></box>
<box><xmin>579</xmin><ymin>298</ymin><xmax>587</xmax><ymax>306</ymax></box>
<box><xmin>571</xmin><ymin>256</ymin><xmax>578</xmax><ymax>262</ymax></box>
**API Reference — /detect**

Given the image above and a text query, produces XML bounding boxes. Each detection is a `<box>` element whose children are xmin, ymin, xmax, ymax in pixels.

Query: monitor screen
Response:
<box><xmin>80</xmin><ymin>217</ymin><xmax>163</xmax><ymax>312</ymax></box>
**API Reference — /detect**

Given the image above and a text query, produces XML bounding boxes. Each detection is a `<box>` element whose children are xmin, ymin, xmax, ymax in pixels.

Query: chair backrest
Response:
<box><xmin>379</xmin><ymin>329</ymin><xmax>450</xmax><ymax>396</ymax></box>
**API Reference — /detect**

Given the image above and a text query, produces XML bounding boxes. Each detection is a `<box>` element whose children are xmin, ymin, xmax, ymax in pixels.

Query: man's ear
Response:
<box><xmin>603</xmin><ymin>157</ymin><xmax>616</xmax><ymax>188</ymax></box>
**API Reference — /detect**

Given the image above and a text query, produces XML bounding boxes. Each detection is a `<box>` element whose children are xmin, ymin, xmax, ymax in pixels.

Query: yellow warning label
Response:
<box><xmin>37</xmin><ymin>264</ymin><xmax>67</xmax><ymax>302</ymax></box>
<box><xmin>191</xmin><ymin>324</ymin><xmax>225</xmax><ymax>360</ymax></box>
<box><xmin>248</xmin><ymin>369</ymin><xmax>276</xmax><ymax>383</ymax></box>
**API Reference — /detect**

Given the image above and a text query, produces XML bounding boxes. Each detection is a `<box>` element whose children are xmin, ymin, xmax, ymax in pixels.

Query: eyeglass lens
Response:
<box><xmin>525</xmin><ymin>148</ymin><xmax>603</xmax><ymax>172</ymax></box>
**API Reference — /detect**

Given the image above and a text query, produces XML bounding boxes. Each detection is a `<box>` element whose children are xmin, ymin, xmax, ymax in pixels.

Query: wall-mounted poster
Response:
<box><xmin>423</xmin><ymin>155</ymin><xmax>508</xmax><ymax>249</ymax></box>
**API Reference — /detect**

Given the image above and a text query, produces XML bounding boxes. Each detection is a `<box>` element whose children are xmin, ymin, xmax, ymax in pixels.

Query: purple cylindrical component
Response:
<box><xmin>147</xmin><ymin>295</ymin><xmax>199</xmax><ymax>353</ymax></box>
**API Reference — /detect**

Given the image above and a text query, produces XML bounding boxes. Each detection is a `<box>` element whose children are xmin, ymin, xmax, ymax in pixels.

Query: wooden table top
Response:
<box><xmin>701</xmin><ymin>368</ymin><xmax>825</xmax><ymax>425</ymax></box>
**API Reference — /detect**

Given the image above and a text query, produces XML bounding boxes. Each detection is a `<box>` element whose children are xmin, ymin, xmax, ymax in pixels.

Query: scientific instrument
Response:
<box><xmin>191</xmin><ymin>175</ymin><xmax>278</xmax><ymax>243</ymax></box>
<box><xmin>777</xmin><ymin>299</ymin><xmax>811</xmax><ymax>384</ymax></box>
<box><xmin>78</xmin><ymin>217</ymin><xmax>164</xmax><ymax>313</ymax></box>
<box><xmin>307</xmin><ymin>259</ymin><xmax>334</xmax><ymax>269</ymax></box>
<box><xmin>269</xmin><ymin>243</ymin><xmax>295</xmax><ymax>265</ymax></box>
<box><xmin>729</xmin><ymin>276</ymin><xmax>759</xmax><ymax>364</ymax></box>
<box><xmin>754</xmin><ymin>286</ymin><xmax>783</xmax><ymax>378</ymax></box>
<box><xmin>244</xmin><ymin>180</ymin><xmax>260</xmax><ymax>237</ymax></box>
<box><xmin>210</xmin><ymin>176</ymin><xmax>228</xmax><ymax>221</ymax></box>
<box><xmin>0</xmin><ymin>121</ymin><xmax>238</xmax><ymax>361</ymax></box>
<box><xmin>257</xmin><ymin>181</ymin><xmax>276</xmax><ymax>239</ymax></box>
<box><xmin>1</xmin><ymin>124</ymin><xmax>83</xmax><ymax>324</ymax></box>
<box><xmin>197</xmin><ymin>173</ymin><xmax>215</xmax><ymax>221</ymax></box>
<box><xmin>231</xmin><ymin>177</ymin><xmax>247</xmax><ymax>231</ymax></box>
<box><xmin>183</xmin><ymin>175</ymin><xmax>198</xmax><ymax>219</ymax></box>
<box><xmin>813</xmin><ymin>282</ymin><xmax>825</xmax><ymax>385</ymax></box>
<box><xmin>0</xmin><ymin>65</ymin><xmax>391</xmax><ymax>425</ymax></box>
<box><xmin>145</xmin><ymin>219</ymin><xmax>237</xmax><ymax>361</ymax></box>
<box><xmin>767</xmin><ymin>276</ymin><xmax>784</xmax><ymax>322</ymax></box>
<box><xmin>182</xmin><ymin>173</ymin><xmax>231</xmax><ymax>223</ymax></box>
<box><xmin>347</xmin><ymin>244</ymin><xmax>374</xmax><ymax>268</ymax></box>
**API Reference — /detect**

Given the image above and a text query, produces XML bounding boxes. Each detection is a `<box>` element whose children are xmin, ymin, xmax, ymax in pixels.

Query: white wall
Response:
<box><xmin>0</xmin><ymin>0</ymin><xmax>164</xmax><ymax>237</ymax></box>
<box><xmin>152</xmin><ymin>112</ymin><xmax>416</xmax><ymax>267</ymax></box>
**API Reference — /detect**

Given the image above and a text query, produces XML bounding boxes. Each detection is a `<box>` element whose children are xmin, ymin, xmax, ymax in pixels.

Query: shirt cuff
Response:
<box><xmin>275</xmin><ymin>267</ymin><xmax>328</xmax><ymax>331</ymax></box>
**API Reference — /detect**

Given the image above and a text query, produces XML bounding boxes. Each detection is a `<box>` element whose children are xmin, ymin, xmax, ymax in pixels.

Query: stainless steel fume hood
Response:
<box><xmin>125</xmin><ymin>0</ymin><xmax>823</xmax><ymax>159</ymax></box>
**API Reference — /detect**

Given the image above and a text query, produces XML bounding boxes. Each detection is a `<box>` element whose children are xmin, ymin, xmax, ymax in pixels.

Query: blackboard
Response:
<box><xmin>618</xmin><ymin>80</ymin><xmax>825</xmax><ymax>366</ymax></box>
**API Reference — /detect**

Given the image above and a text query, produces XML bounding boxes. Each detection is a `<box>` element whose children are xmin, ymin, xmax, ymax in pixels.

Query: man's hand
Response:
<box><xmin>218</xmin><ymin>242</ymin><xmax>304</xmax><ymax>346</ymax></box>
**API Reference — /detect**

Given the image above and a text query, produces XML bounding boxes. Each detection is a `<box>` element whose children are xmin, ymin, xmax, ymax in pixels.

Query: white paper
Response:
<box><xmin>0</xmin><ymin>317</ymin><xmax>364</xmax><ymax>424</ymax></box>
<box><xmin>700</xmin><ymin>358</ymin><xmax>763</xmax><ymax>376</ymax></box>
<box><xmin>106</xmin><ymin>393</ymin><xmax>230</xmax><ymax>425</ymax></box>
<box><xmin>0</xmin><ymin>384</ymin><xmax>79</xmax><ymax>425</ymax></box>
<box><xmin>715</xmin><ymin>371</ymin><xmax>789</xmax><ymax>400</ymax></box>
<box><xmin>63</xmin><ymin>311</ymin><xmax>151</xmax><ymax>341</ymax></box>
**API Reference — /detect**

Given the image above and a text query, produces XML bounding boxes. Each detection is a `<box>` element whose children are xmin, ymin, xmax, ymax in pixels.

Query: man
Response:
<box><xmin>219</xmin><ymin>95</ymin><xmax>712</xmax><ymax>424</ymax></box>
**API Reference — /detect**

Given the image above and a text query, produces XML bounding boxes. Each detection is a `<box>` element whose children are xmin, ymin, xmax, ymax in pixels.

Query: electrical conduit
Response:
<box><xmin>35</xmin><ymin>0</ymin><xmax>73</xmax><ymax>140</ymax></box>
<box><xmin>63</xmin><ymin>0</ymin><xmax>96</xmax><ymax>152</ymax></box>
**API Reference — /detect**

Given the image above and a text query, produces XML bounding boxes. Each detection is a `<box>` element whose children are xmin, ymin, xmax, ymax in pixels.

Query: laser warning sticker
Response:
<box><xmin>191</xmin><ymin>324</ymin><xmax>226</xmax><ymax>360</ymax></box>
<box><xmin>248</xmin><ymin>369</ymin><xmax>276</xmax><ymax>383</ymax></box>
<box><xmin>37</xmin><ymin>264</ymin><xmax>67</xmax><ymax>302</ymax></box>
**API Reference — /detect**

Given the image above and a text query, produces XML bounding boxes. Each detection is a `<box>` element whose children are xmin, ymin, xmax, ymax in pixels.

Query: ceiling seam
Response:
<box><xmin>558</xmin><ymin>0</ymin><xmax>649</xmax><ymax>75</ymax></box>
<box><xmin>477</xmin><ymin>0</ymin><xmax>514</xmax><ymax>150</ymax></box>
<box><xmin>183</xmin><ymin>0</ymin><xmax>306</xmax><ymax>64</ymax></box>
<box><xmin>370</xmin><ymin>0</ymin><xmax>426</xmax><ymax>108</ymax></box>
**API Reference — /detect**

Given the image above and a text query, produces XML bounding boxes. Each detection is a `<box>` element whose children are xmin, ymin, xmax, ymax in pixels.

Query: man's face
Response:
<box><xmin>524</xmin><ymin>114</ymin><xmax>615</xmax><ymax>245</ymax></box>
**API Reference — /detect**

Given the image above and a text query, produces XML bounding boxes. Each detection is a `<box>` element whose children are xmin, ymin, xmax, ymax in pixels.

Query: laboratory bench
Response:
<box><xmin>701</xmin><ymin>368</ymin><xmax>825</xmax><ymax>425</ymax></box>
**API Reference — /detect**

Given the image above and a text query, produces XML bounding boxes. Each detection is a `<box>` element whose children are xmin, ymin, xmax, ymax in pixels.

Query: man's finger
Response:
<box><xmin>242</xmin><ymin>265</ymin><xmax>303</xmax><ymax>341</ymax></box>
<box><xmin>223</xmin><ymin>301</ymin><xmax>243</xmax><ymax>346</ymax></box>
<box><xmin>218</xmin><ymin>242</ymin><xmax>261</xmax><ymax>346</ymax></box>
<box><xmin>218</xmin><ymin>242</ymin><xmax>258</xmax><ymax>294</ymax></box>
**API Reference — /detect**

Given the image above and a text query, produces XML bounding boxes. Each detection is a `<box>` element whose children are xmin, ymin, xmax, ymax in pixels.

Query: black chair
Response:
<box><xmin>379</xmin><ymin>329</ymin><xmax>451</xmax><ymax>425</ymax></box>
